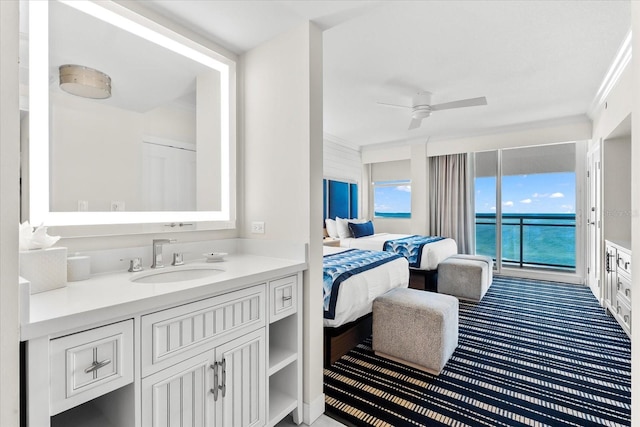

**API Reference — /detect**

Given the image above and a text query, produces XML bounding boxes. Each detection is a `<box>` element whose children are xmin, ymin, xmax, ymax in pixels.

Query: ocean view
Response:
<box><xmin>374</xmin><ymin>212</ymin><xmax>411</xmax><ymax>219</ymax></box>
<box><xmin>476</xmin><ymin>213</ymin><xmax>576</xmax><ymax>270</ymax></box>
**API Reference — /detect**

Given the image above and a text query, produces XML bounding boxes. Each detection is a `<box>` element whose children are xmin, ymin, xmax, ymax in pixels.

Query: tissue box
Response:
<box><xmin>19</xmin><ymin>247</ymin><xmax>68</xmax><ymax>294</ymax></box>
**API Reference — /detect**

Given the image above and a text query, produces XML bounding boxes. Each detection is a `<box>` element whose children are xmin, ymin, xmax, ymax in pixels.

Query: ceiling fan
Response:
<box><xmin>377</xmin><ymin>91</ymin><xmax>488</xmax><ymax>130</ymax></box>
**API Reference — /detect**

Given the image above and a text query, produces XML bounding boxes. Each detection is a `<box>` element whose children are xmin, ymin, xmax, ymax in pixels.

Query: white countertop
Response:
<box><xmin>22</xmin><ymin>253</ymin><xmax>306</xmax><ymax>341</ymax></box>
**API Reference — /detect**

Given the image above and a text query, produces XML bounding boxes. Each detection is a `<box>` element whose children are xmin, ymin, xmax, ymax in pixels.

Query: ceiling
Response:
<box><xmin>141</xmin><ymin>0</ymin><xmax>631</xmax><ymax>148</ymax></box>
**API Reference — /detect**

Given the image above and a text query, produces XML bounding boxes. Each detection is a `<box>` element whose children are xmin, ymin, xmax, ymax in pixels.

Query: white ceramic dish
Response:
<box><xmin>203</xmin><ymin>252</ymin><xmax>227</xmax><ymax>262</ymax></box>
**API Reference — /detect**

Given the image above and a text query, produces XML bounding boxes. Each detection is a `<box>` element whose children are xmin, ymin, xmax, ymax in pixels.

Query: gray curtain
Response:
<box><xmin>429</xmin><ymin>153</ymin><xmax>474</xmax><ymax>254</ymax></box>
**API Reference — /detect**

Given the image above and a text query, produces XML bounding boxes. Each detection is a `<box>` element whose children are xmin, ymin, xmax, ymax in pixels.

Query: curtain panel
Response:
<box><xmin>429</xmin><ymin>153</ymin><xmax>474</xmax><ymax>254</ymax></box>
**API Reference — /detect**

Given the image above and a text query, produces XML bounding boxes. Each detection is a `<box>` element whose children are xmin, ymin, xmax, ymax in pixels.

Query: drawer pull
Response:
<box><xmin>624</xmin><ymin>315</ymin><xmax>630</xmax><ymax>324</ymax></box>
<box><xmin>282</xmin><ymin>296</ymin><xmax>292</xmax><ymax>301</ymax></box>
<box><xmin>625</xmin><ymin>289</ymin><xmax>631</xmax><ymax>298</ymax></box>
<box><xmin>616</xmin><ymin>281</ymin><xmax>621</xmax><ymax>291</ymax></box>
<box><xmin>616</xmin><ymin>305</ymin><xmax>621</xmax><ymax>314</ymax></box>
<box><xmin>84</xmin><ymin>358</ymin><xmax>111</xmax><ymax>374</ymax></box>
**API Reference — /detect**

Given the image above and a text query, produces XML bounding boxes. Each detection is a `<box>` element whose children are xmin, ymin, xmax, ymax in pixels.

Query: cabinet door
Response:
<box><xmin>213</xmin><ymin>329</ymin><xmax>266</xmax><ymax>427</ymax></box>
<box><xmin>604</xmin><ymin>245</ymin><xmax>616</xmax><ymax>309</ymax></box>
<box><xmin>141</xmin><ymin>352</ymin><xmax>212</xmax><ymax>427</ymax></box>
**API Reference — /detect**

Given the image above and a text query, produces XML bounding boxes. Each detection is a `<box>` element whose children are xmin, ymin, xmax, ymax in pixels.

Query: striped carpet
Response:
<box><xmin>324</xmin><ymin>276</ymin><xmax>631</xmax><ymax>426</ymax></box>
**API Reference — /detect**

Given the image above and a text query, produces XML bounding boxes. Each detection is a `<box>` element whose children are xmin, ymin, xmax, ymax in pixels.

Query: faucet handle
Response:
<box><xmin>127</xmin><ymin>257</ymin><xmax>144</xmax><ymax>272</ymax></box>
<box><xmin>172</xmin><ymin>252</ymin><xmax>184</xmax><ymax>266</ymax></box>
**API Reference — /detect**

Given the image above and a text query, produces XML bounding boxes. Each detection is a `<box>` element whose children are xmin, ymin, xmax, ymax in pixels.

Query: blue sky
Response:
<box><xmin>374</xmin><ymin>184</ymin><xmax>411</xmax><ymax>213</ymax></box>
<box><xmin>475</xmin><ymin>172</ymin><xmax>576</xmax><ymax>214</ymax></box>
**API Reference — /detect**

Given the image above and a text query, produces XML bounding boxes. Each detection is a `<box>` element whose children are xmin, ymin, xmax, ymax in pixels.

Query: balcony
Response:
<box><xmin>475</xmin><ymin>213</ymin><xmax>576</xmax><ymax>271</ymax></box>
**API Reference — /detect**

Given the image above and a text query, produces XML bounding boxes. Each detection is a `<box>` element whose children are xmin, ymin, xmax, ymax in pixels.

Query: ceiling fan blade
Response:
<box><xmin>376</xmin><ymin>101</ymin><xmax>411</xmax><ymax>110</ymax></box>
<box><xmin>430</xmin><ymin>96</ymin><xmax>487</xmax><ymax>111</ymax></box>
<box><xmin>408</xmin><ymin>118</ymin><xmax>422</xmax><ymax>130</ymax></box>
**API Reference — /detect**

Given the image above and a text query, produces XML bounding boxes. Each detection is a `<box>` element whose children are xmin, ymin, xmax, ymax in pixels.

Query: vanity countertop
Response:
<box><xmin>21</xmin><ymin>253</ymin><xmax>306</xmax><ymax>341</ymax></box>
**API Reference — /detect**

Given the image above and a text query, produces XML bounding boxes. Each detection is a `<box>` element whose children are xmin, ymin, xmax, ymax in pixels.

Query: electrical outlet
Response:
<box><xmin>111</xmin><ymin>201</ymin><xmax>125</xmax><ymax>212</ymax></box>
<box><xmin>251</xmin><ymin>221</ymin><xmax>265</xmax><ymax>234</ymax></box>
<box><xmin>77</xmin><ymin>200</ymin><xmax>88</xmax><ymax>212</ymax></box>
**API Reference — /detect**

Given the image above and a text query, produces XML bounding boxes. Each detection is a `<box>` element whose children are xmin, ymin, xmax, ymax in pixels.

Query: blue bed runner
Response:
<box><xmin>382</xmin><ymin>235</ymin><xmax>445</xmax><ymax>268</ymax></box>
<box><xmin>323</xmin><ymin>249</ymin><xmax>402</xmax><ymax>320</ymax></box>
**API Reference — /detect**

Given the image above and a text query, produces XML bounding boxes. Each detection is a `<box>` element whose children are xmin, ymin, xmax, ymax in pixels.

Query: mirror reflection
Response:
<box><xmin>47</xmin><ymin>0</ymin><xmax>221</xmax><ymax>213</ymax></box>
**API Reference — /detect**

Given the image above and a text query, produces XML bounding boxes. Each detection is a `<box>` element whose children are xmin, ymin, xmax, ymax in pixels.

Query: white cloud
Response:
<box><xmin>520</xmin><ymin>198</ymin><xmax>532</xmax><ymax>204</ymax></box>
<box><xmin>503</xmin><ymin>201</ymin><xmax>514</xmax><ymax>207</ymax></box>
<box><xmin>490</xmin><ymin>206</ymin><xmax>496</xmax><ymax>211</ymax></box>
<box><xmin>550</xmin><ymin>192</ymin><xmax>564</xmax><ymax>198</ymax></box>
<box><xmin>396</xmin><ymin>185</ymin><xmax>411</xmax><ymax>193</ymax></box>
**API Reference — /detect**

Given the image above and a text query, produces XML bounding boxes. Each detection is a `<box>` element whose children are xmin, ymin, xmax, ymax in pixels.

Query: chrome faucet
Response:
<box><xmin>151</xmin><ymin>239</ymin><xmax>176</xmax><ymax>269</ymax></box>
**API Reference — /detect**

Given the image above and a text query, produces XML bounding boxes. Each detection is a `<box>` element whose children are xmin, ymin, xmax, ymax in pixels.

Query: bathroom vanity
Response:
<box><xmin>21</xmin><ymin>248</ymin><xmax>305</xmax><ymax>427</ymax></box>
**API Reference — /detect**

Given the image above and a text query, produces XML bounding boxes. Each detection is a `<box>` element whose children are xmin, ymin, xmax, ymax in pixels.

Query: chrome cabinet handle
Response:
<box><xmin>624</xmin><ymin>315</ymin><xmax>630</xmax><ymax>324</ymax></box>
<box><xmin>220</xmin><ymin>359</ymin><xmax>227</xmax><ymax>398</ymax></box>
<box><xmin>625</xmin><ymin>288</ymin><xmax>631</xmax><ymax>298</ymax></box>
<box><xmin>616</xmin><ymin>305</ymin><xmax>621</xmax><ymax>314</ymax></box>
<box><xmin>282</xmin><ymin>295</ymin><xmax>292</xmax><ymax>301</ymax></box>
<box><xmin>84</xmin><ymin>358</ymin><xmax>111</xmax><ymax>374</ymax></box>
<box><xmin>210</xmin><ymin>362</ymin><xmax>219</xmax><ymax>401</ymax></box>
<box><xmin>616</xmin><ymin>281</ymin><xmax>621</xmax><ymax>291</ymax></box>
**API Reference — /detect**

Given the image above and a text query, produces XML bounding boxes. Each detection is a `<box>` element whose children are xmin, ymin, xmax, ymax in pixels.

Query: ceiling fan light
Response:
<box><xmin>59</xmin><ymin>64</ymin><xmax>111</xmax><ymax>99</ymax></box>
<box><xmin>412</xmin><ymin>106</ymin><xmax>431</xmax><ymax>120</ymax></box>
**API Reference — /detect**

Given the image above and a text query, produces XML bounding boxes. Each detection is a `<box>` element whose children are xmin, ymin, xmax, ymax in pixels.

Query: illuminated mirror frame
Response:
<box><xmin>28</xmin><ymin>0</ymin><xmax>236</xmax><ymax>230</ymax></box>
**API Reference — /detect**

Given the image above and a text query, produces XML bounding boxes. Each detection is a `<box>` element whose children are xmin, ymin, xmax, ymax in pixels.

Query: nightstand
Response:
<box><xmin>323</xmin><ymin>238</ymin><xmax>341</xmax><ymax>247</ymax></box>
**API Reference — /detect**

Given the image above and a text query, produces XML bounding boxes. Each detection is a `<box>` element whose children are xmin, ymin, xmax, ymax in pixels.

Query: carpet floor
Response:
<box><xmin>324</xmin><ymin>276</ymin><xmax>631</xmax><ymax>426</ymax></box>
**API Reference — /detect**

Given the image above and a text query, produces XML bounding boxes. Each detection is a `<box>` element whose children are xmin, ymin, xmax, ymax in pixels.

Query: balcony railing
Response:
<box><xmin>475</xmin><ymin>213</ymin><xmax>576</xmax><ymax>271</ymax></box>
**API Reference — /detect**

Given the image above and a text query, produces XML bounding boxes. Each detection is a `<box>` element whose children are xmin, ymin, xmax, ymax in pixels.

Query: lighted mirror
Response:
<box><xmin>26</xmin><ymin>0</ymin><xmax>236</xmax><ymax>233</ymax></box>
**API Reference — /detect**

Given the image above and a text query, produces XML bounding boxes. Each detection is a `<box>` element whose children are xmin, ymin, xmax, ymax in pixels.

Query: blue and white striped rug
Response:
<box><xmin>324</xmin><ymin>276</ymin><xmax>631</xmax><ymax>426</ymax></box>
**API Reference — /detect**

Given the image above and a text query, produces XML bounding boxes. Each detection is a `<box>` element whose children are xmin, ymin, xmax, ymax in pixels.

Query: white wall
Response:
<box><xmin>602</xmin><ymin>136</ymin><xmax>631</xmax><ymax>242</ymax></box>
<box><xmin>240</xmin><ymin>22</ymin><xmax>325</xmax><ymax>424</ymax></box>
<box><xmin>323</xmin><ymin>137</ymin><xmax>361</xmax><ymax>184</ymax></box>
<box><xmin>0</xmin><ymin>2</ymin><xmax>21</xmax><ymax>426</ymax></box>
<box><xmin>630</xmin><ymin>3</ymin><xmax>639</xmax><ymax>424</ymax></box>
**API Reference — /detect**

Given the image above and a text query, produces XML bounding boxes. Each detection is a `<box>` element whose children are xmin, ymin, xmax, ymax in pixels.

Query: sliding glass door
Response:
<box><xmin>475</xmin><ymin>143</ymin><xmax>577</xmax><ymax>274</ymax></box>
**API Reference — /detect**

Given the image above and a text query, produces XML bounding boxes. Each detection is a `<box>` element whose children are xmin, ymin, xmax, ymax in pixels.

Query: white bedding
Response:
<box><xmin>339</xmin><ymin>233</ymin><xmax>458</xmax><ymax>270</ymax></box>
<box><xmin>323</xmin><ymin>246</ymin><xmax>409</xmax><ymax>328</ymax></box>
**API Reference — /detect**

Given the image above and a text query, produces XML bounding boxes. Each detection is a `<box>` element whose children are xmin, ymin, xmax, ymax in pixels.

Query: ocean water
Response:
<box><xmin>476</xmin><ymin>214</ymin><xmax>576</xmax><ymax>269</ymax></box>
<box><xmin>375</xmin><ymin>212</ymin><xmax>411</xmax><ymax>219</ymax></box>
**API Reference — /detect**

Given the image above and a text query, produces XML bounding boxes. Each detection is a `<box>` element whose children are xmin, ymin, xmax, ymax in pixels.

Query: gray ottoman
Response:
<box><xmin>438</xmin><ymin>254</ymin><xmax>493</xmax><ymax>301</ymax></box>
<box><xmin>372</xmin><ymin>288</ymin><xmax>458</xmax><ymax>375</ymax></box>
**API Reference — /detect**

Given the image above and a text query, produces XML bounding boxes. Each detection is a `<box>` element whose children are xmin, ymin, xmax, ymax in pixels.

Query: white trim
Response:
<box><xmin>323</xmin><ymin>132</ymin><xmax>361</xmax><ymax>152</ymax></box>
<box><xmin>303</xmin><ymin>392</ymin><xmax>326</xmax><ymax>426</ymax></box>
<box><xmin>588</xmin><ymin>29</ymin><xmax>632</xmax><ymax>119</ymax></box>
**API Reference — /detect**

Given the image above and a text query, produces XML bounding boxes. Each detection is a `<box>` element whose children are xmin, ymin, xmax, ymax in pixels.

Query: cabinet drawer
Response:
<box><xmin>616</xmin><ymin>273</ymin><xmax>632</xmax><ymax>306</ymax></box>
<box><xmin>615</xmin><ymin>299</ymin><xmax>631</xmax><ymax>333</ymax></box>
<box><xmin>616</xmin><ymin>249</ymin><xmax>632</xmax><ymax>276</ymax></box>
<box><xmin>269</xmin><ymin>275</ymin><xmax>298</xmax><ymax>323</ymax></box>
<box><xmin>141</xmin><ymin>284</ymin><xmax>266</xmax><ymax>377</ymax></box>
<box><xmin>50</xmin><ymin>320</ymin><xmax>134</xmax><ymax>415</ymax></box>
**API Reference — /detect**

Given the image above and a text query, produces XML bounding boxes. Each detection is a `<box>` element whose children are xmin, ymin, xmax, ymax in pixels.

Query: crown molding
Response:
<box><xmin>323</xmin><ymin>132</ymin><xmax>361</xmax><ymax>152</ymax></box>
<box><xmin>587</xmin><ymin>29</ymin><xmax>632</xmax><ymax>119</ymax></box>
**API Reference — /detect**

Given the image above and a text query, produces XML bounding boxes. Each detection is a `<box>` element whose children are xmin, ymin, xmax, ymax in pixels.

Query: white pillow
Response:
<box><xmin>336</xmin><ymin>217</ymin><xmax>367</xmax><ymax>239</ymax></box>
<box><xmin>325</xmin><ymin>218</ymin><xmax>338</xmax><ymax>238</ymax></box>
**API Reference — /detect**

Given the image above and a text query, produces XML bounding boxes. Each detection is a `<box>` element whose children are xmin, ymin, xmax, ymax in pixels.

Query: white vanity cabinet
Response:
<box><xmin>140</xmin><ymin>284</ymin><xmax>267</xmax><ymax>427</ymax></box>
<box><xmin>604</xmin><ymin>240</ymin><xmax>632</xmax><ymax>337</ymax></box>
<box><xmin>24</xmin><ymin>263</ymin><xmax>304</xmax><ymax>427</ymax></box>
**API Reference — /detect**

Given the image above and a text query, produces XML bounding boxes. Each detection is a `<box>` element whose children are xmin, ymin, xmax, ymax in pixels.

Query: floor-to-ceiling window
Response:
<box><xmin>475</xmin><ymin>143</ymin><xmax>577</xmax><ymax>275</ymax></box>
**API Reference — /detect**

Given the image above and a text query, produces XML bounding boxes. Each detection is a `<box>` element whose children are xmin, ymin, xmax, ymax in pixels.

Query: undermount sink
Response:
<box><xmin>130</xmin><ymin>265</ymin><xmax>224</xmax><ymax>284</ymax></box>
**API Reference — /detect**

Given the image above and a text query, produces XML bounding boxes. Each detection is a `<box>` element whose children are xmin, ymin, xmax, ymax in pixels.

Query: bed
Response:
<box><xmin>323</xmin><ymin>246</ymin><xmax>409</xmax><ymax>365</ymax></box>
<box><xmin>339</xmin><ymin>233</ymin><xmax>456</xmax><ymax>269</ymax></box>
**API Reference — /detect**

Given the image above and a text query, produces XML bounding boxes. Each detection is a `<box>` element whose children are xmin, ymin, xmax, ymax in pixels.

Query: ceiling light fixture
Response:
<box><xmin>59</xmin><ymin>64</ymin><xmax>111</xmax><ymax>99</ymax></box>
